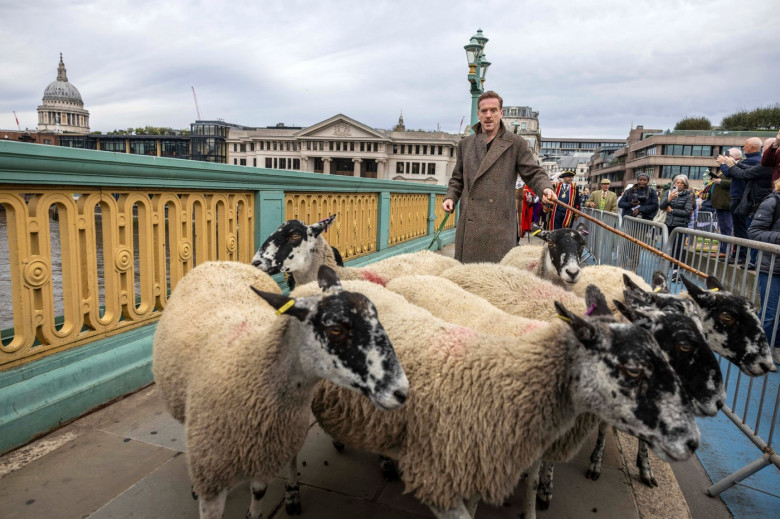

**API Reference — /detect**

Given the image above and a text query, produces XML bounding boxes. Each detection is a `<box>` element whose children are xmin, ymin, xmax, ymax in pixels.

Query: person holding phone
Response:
<box><xmin>660</xmin><ymin>175</ymin><xmax>694</xmax><ymax>280</ymax></box>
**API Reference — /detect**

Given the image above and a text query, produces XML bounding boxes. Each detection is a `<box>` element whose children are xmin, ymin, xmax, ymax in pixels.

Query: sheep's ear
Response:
<box><xmin>651</xmin><ymin>271</ymin><xmax>668</xmax><ymax>293</ymax></box>
<box><xmin>310</xmin><ymin>214</ymin><xmax>337</xmax><ymax>237</ymax></box>
<box><xmin>250</xmin><ymin>287</ymin><xmax>310</xmax><ymax>321</ymax></box>
<box><xmin>575</xmin><ymin>223</ymin><xmax>590</xmax><ymax>236</ymax></box>
<box><xmin>317</xmin><ymin>265</ymin><xmax>343</xmax><ymax>291</ymax></box>
<box><xmin>584</xmin><ymin>285</ymin><xmax>611</xmax><ymax>317</ymax></box>
<box><xmin>554</xmin><ymin>301</ymin><xmax>598</xmax><ymax>344</ymax></box>
<box><xmin>705</xmin><ymin>275</ymin><xmax>725</xmax><ymax>292</ymax></box>
<box><xmin>680</xmin><ymin>276</ymin><xmax>716</xmax><ymax>305</ymax></box>
<box><xmin>535</xmin><ymin>229</ymin><xmax>551</xmax><ymax>242</ymax></box>
<box><xmin>615</xmin><ymin>301</ymin><xmax>654</xmax><ymax>330</ymax></box>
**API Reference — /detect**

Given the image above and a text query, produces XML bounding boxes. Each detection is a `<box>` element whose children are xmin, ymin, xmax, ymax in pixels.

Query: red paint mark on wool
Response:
<box><xmin>528</xmin><ymin>262</ymin><xmax>537</xmax><ymax>271</ymax></box>
<box><xmin>431</xmin><ymin>327</ymin><xmax>476</xmax><ymax>357</ymax></box>
<box><xmin>522</xmin><ymin>321</ymin><xmax>546</xmax><ymax>333</ymax></box>
<box><xmin>227</xmin><ymin>321</ymin><xmax>249</xmax><ymax>345</ymax></box>
<box><xmin>361</xmin><ymin>270</ymin><xmax>389</xmax><ymax>286</ymax></box>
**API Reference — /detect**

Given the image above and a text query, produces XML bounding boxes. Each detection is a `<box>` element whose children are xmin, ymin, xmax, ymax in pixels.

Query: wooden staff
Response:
<box><xmin>553</xmin><ymin>200</ymin><xmax>708</xmax><ymax>279</ymax></box>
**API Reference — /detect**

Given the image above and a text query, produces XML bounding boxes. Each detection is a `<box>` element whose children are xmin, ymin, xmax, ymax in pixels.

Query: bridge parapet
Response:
<box><xmin>0</xmin><ymin>140</ymin><xmax>455</xmax><ymax>453</ymax></box>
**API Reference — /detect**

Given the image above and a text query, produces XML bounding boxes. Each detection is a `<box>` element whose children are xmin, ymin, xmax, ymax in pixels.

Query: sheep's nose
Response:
<box><xmin>687</xmin><ymin>439</ymin><xmax>699</xmax><ymax>452</ymax></box>
<box><xmin>393</xmin><ymin>390</ymin><xmax>408</xmax><ymax>405</ymax></box>
<box><xmin>251</xmin><ymin>259</ymin><xmax>262</xmax><ymax>267</ymax></box>
<box><xmin>716</xmin><ymin>399</ymin><xmax>725</xmax><ymax>410</ymax></box>
<box><xmin>565</xmin><ymin>268</ymin><xmax>580</xmax><ymax>278</ymax></box>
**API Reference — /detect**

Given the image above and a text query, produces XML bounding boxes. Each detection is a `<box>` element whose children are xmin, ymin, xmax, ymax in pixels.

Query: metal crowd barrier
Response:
<box><xmin>696</xmin><ymin>210</ymin><xmax>717</xmax><ymax>233</ymax></box>
<box><xmin>573</xmin><ymin>212</ymin><xmax>780</xmax><ymax>499</ymax></box>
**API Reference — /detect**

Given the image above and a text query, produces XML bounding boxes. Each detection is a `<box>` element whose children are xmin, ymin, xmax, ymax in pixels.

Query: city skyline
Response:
<box><xmin>1</xmin><ymin>0</ymin><xmax>778</xmax><ymax>138</ymax></box>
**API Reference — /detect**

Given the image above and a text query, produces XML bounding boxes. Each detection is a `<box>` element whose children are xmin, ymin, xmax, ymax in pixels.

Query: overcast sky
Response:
<box><xmin>2</xmin><ymin>0</ymin><xmax>778</xmax><ymax>138</ymax></box>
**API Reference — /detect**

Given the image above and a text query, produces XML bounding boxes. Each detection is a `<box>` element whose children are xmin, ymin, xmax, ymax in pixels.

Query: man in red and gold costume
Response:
<box><xmin>547</xmin><ymin>171</ymin><xmax>579</xmax><ymax>229</ymax></box>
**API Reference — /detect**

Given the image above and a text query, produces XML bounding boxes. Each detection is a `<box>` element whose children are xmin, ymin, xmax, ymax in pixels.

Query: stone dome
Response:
<box><xmin>42</xmin><ymin>54</ymin><xmax>83</xmax><ymax>105</ymax></box>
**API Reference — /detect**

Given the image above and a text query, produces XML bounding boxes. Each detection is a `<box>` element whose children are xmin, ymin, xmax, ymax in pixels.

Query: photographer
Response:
<box><xmin>618</xmin><ymin>172</ymin><xmax>658</xmax><ymax>220</ymax></box>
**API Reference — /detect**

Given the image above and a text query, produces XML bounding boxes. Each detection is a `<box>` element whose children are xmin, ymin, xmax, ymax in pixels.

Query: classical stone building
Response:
<box><xmin>37</xmin><ymin>54</ymin><xmax>90</xmax><ymax>134</ymax></box>
<box><xmin>226</xmin><ymin>114</ymin><xmax>460</xmax><ymax>185</ymax></box>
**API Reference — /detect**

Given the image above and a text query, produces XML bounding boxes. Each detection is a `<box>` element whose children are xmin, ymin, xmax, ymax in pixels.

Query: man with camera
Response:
<box><xmin>618</xmin><ymin>172</ymin><xmax>658</xmax><ymax>220</ymax></box>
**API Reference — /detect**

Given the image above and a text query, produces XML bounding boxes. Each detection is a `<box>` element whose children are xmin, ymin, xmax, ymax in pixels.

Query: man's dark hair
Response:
<box><xmin>478</xmin><ymin>90</ymin><xmax>503</xmax><ymax>109</ymax></box>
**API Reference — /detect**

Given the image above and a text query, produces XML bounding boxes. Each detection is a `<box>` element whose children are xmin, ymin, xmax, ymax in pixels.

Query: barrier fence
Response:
<box><xmin>572</xmin><ymin>206</ymin><xmax>780</xmax><ymax>499</ymax></box>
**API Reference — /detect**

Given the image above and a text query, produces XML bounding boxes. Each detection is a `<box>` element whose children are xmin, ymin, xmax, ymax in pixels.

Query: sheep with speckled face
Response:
<box><xmin>292</xmin><ymin>279</ymin><xmax>699</xmax><ymax>519</ymax></box>
<box><xmin>153</xmin><ymin>262</ymin><xmax>408</xmax><ymax>519</ymax></box>
<box><xmin>251</xmin><ymin>215</ymin><xmax>460</xmax><ymax>289</ymax></box>
<box><xmin>500</xmin><ymin>224</ymin><xmax>589</xmax><ymax>287</ymax></box>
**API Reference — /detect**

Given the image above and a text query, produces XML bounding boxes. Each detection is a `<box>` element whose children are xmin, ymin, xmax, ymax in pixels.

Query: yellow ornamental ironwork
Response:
<box><xmin>389</xmin><ymin>194</ymin><xmax>428</xmax><ymax>246</ymax></box>
<box><xmin>285</xmin><ymin>193</ymin><xmax>377</xmax><ymax>260</ymax></box>
<box><xmin>0</xmin><ymin>188</ymin><xmax>253</xmax><ymax>369</ymax></box>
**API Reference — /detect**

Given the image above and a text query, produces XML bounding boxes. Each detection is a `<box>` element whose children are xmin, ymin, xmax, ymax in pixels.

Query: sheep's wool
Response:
<box><xmin>153</xmin><ymin>262</ymin><xmax>316</xmax><ymax>498</ymax></box>
<box><xmin>441</xmin><ymin>263</ymin><xmax>586</xmax><ymax>321</ymax></box>
<box><xmin>295</xmin><ymin>280</ymin><xmax>579</xmax><ymax>510</ymax></box>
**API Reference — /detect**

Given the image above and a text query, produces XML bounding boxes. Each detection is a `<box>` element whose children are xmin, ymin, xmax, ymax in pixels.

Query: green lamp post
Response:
<box><xmin>464</xmin><ymin>29</ymin><xmax>490</xmax><ymax>133</ymax></box>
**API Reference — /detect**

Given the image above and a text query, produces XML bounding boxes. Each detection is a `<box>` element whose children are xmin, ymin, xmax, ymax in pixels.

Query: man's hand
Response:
<box><xmin>716</xmin><ymin>155</ymin><xmax>725</xmax><ymax>165</ymax></box>
<box><xmin>542</xmin><ymin>188</ymin><xmax>557</xmax><ymax>205</ymax></box>
<box><xmin>725</xmin><ymin>156</ymin><xmax>736</xmax><ymax>167</ymax></box>
<box><xmin>587</xmin><ymin>201</ymin><xmax>596</xmax><ymax>208</ymax></box>
<box><xmin>442</xmin><ymin>199</ymin><xmax>454</xmax><ymax>213</ymax></box>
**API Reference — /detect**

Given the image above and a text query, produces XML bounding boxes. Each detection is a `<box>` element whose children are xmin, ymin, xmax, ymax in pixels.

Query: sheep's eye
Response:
<box><xmin>676</xmin><ymin>342</ymin><xmax>692</xmax><ymax>353</ymax></box>
<box><xmin>620</xmin><ymin>366</ymin><xmax>643</xmax><ymax>379</ymax></box>
<box><xmin>325</xmin><ymin>325</ymin><xmax>348</xmax><ymax>342</ymax></box>
<box><xmin>288</xmin><ymin>232</ymin><xmax>303</xmax><ymax>242</ymax></box>
<box><xmin>718</xmin><ymin>312</ymin><xmax>735</xmax><ymax>326</ymax></box>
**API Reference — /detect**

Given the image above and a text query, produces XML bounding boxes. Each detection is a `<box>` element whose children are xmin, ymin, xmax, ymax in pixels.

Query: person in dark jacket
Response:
<box><xmin>718</xmin><ymin>137</ymin><xmax>762</xmax><ymax>263</ymax></box>
<box><xmin>709</xmin><ymin>153</ymin><xmax>735</xmax><ymax>257</ymax></box>
<box><xmin>747</xmin><ymin>177</ymin><xmax>780</xmax><ymax>364</ymax></box>
<box><xmin>660</xmin><ymin>174</ymin><xmax>694</xmax><ymax>280</ymax></box>
<box><xmin>721</xmin><ymin>137</ymin><xmax>774</xmax><ymax>268</ymax></box>
<box><xmin>618</xmin><ymin>172</ymin><xmax>658</xmax><ymax>219</ymax></box>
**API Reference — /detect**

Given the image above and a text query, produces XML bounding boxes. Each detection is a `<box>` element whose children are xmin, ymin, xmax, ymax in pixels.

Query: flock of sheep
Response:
<box><xmin>152</xmin><ymin>214</ymin><xmax>776</xmax><ymax>519</ymax></box>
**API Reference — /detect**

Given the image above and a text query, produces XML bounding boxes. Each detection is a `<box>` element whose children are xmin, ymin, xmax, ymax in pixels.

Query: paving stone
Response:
<box><xmin>0</xmin><ymin>430</ymin><xmax>175</xmax><ymax>519</ymax></box>
<box><xmin>88</xmin><ymin>452</ymin><xmax>287</xmax><ymax>519</ymax></box>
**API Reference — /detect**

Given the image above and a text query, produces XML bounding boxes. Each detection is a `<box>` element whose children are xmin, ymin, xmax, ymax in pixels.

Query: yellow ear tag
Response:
<box><xmin>276</xmin><ymin>299</ymin><xmax>296</xmax><ymax>316</ymax></box>
<box><xmin>532</xmin><ymin>229</ymin><xmax>542</xmax><ymax>237</ymax></box>
<box><xmin>709</xmin><ymin>288</ymin><xmax>719</xmax><ymax>292</ymax></box>
<box><xmin>556</xmin><ymin>314</ymin><xmax>572</xmax><ymax>323</ymax></box>
<box><xmin>653</xmin><ymin>286</ymin><xmax>663</xmax><ymax>293</ymax></box>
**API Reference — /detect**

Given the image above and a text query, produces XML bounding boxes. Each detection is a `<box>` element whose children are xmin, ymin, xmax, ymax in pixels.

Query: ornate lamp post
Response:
<box><xmin>464</xmin><ymin>29</ymin><xmax>490</xmax><ymax>132</ymax></box>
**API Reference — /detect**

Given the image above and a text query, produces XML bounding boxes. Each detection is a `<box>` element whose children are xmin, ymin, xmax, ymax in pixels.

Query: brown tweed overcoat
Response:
<box><xmin>446</xmin><ymin>122</ymin><xmax>553</xmax><ymax>263</ymax></box>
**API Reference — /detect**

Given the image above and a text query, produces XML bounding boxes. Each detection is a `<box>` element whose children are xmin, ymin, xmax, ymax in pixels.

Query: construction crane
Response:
<box><xmin>191</xmin><ymin>87</ymin><xmax>202</xmax><ymax>120</ymax></box>
<box><xmin>13</xmin><ymin>111</ymin><xmax>21</xmax><ymax>131</ymax></box>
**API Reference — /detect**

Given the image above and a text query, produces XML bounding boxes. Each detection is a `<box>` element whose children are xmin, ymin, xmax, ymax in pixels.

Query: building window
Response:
<box><xmin>428</xmin><ymin>163</ymin><xmax>436</xmax><ymax>175</ymax></box>
<box><xmin>393</xmin><ymin>145</ymin><xmax>399</xmax><ymax>154</ymax></box>
<box><xmin>521</xmin><ymin>122</ymin><xmax>527</xmax><ymax>130</ymax></box>
<box><xmin>265</xmin><ymin>158</ymin><xmax>272</xmax><ymax>168</ymax></box>
<box><xmin>253</xmin><ymin>158</ymin><xmax>257</xmax><ymax>167</ymax></box>
<box><xmin>438</xmin><ymin>146</ymin><xmax>443</xmax><ymax>155</ymax></box>
<box><xmin>239</xmin><ymin>144</ymin><xmax>246</xmax><ymax>153</ymax></box>
<box><xmin>293</xmin><ymin>159</ymin><xmax>300</xmax><ymax>170</ymax></box>
<box><xmin>412</xmin><ymin>162</ymin><xmax>420</xmax><ymax>174</ymax></box>
<box><xmin>273</xmin><ymin>142</ymin><xmax>277</xmax><ymax>151</ymax></box>
<box><xmin>250</xmin><ymin>143</ymin><xmax>255</xmax><ymax>151</ymax></box>
<box><xmin>240</xmin><ymin>159</ymin><xmax>246</xmax><ymax>166</ymax></box>
<box><xmin>396</xmin><ymin>162</ymin><xmax>404</xmax><ymax>173</ymax></box>
<box><xmin>279</xmin><ymin>158</ymin><xmax>287</xmax><ymax>169</ymax></box>
<box><xmin>234</xmin><ymin>159</ymin><xmax>238</xmax><ymax>165</ymax></box>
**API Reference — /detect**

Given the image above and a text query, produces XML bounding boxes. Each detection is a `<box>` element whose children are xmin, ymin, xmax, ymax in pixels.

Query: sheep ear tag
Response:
<box><xmin>249</xmin><ymin>286</ymin><xmax>310</xmax><ymax>321</ymax></box>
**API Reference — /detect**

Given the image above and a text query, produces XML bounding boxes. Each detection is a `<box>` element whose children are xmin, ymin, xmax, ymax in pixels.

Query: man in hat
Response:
<box><xmin>618</xmin><ymin>173</ymin><xmax>658</xmax><ymax>220</ymax></box>
<box><xmin>547</xmin><ymin>170</ymin><xmax>579</xmax><ymax>229</ymax></box>
<box><xmin>585</xmin><ymin>179</ymin><xmax>618</xmax><ymax>212</ymax></box>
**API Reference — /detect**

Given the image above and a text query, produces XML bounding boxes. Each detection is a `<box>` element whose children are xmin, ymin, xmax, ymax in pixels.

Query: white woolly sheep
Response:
<box><xmin>439</xmin><ymin>263</ymin><xmax>586</xmax><ymax>321</ymax></box>
<box><xmin>152</xmin><ymin>262</ymin><xmax>409</xmax><ymax>519</ymax></box>
<box><xmin>384</xmin><ymin>274</ymin><xmax>545</xmax><ymax>337</ymax></box>
<box><xmin>292</xmin><ymin>279</ymin><xmax>700</xmax><ymax>519</ymax></box>
<box><xmin>251</xmin><ymin>215</ymin><xmax>460</xmax><ymax>289</ymax></box>
<box><xmin>537</xmin><ymin>284</ymin><xmax>725</xmax><ymax>513</ymax></box>
<box><xmin>500</xmin><ymin>224</ymin><xmax>589</xmax><ymax>287</ymax></box>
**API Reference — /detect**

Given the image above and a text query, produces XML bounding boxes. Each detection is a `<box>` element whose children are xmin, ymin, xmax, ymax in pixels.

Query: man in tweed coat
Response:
<box><xmin>443</xmin><ymin>91</ymin><xmax>555</xmax><ymax>263</ymax></box>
